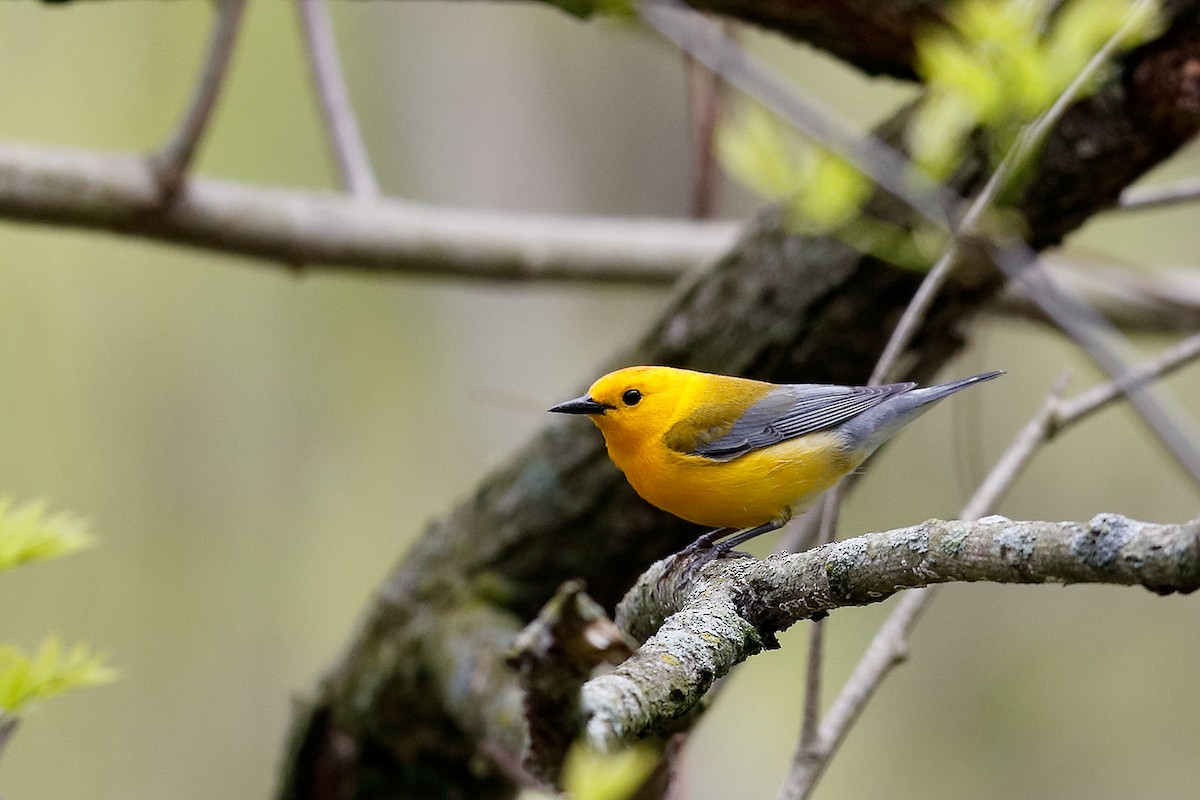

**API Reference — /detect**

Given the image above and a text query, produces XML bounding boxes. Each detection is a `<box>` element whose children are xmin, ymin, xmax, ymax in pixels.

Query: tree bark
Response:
<box><xmin>275</xmin><ymin>9</ymin><xmax>1200</xmax><ymax>795</ymax></box>
<box><xmin>572</xmin><ymin>514</ymin><xmax>1200</xmax><ymax>751</ymax></box>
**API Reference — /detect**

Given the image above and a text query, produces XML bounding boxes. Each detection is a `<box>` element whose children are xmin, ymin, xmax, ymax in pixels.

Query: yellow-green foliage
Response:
<box><xmin>559</xmin><ymin>742</ymin><xmax>658</xmax><ymax>800</ymax></box>
<box><xmin>715</xmin><ymin>0</ymin><xmax>1158</xmax><ymax>270</ymax></box>
<box><xmin>0</xmin><ymin>497</ymin><xmax>113</xmax><ymax>723</ymax></box>
<box><xmin>717</xmin><ymin>103</ymin><xmax>933</xmax><ymax>271</ymax></box>
<box><xmin>0</xmin><ymin>497</ymin><xmax>93</xmax><ymax>571</ymax></box>
<box><xmin>0</xmin><ymin>636</ymin><xmax>115</xmax><ymax>717</ymax></box>
<box><xmin>717</xmin><ymin>102</ymin><xmax>871</xmax><ymax>235</ymax></box>
<box><xmin>910</xmin><ymin>0</ymin><xmax>1161</xmax><ymax>177</ymax></box>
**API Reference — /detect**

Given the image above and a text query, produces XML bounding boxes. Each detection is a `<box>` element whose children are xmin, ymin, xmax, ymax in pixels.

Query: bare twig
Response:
<box><xmin>7</xmin><ymin>139</ymin><xmax>1200</xmax><ymax>317</ymax></box>
<box><xmin>868</xmin><ymin>1</ymin><xmax>1146</xmax><ymax>386</ymax></box>
<box><xmin>961</xmin><ymin>372</ymin><xmax>1074</xmax><ymax>520</ymax></box>
<box><xmin>296</xmin><ymin>0</ymin><xmax>379</xmax><ymax>199</ymax></box>
<box><xmin>1054</xmin><ymin>331</ymin><xmax>1200</xmax><ymax>429</ymax></box>
<box><xmin>683</xmin><ymin>25</ymin><xmax>730</xmax><ymax>219</ymax></box>
<box><xmin>638</xmin><ymin>0</ymin><xmax>957</xmax><ymax>231</ymax></box>
<box><xmin>777</xmin><ymin>330</ymin><xmax>1200</xmax><ymax>799</ymax></box>
<box><xmin>798</xmin><ymin>489</ymin><xmax>842</xmax><ymax>749</ymax></box>
<box><xmin>1119</xmin><ymin>175</ymin><xmax>1200</xmax><ymax>211</ymax></box>
<box><xmin>777</xmin><ymin>587</ymin><xmax>931</xmax><ymax>800</ymax></box>
<box><xmin>787</xmin><ymin>14</ymin><xmax>1155</xmax><ymax>787</ymax></box>
<box><xmin>0</xmin><ymin>716</ymin><xmax>16</xmax><ymax>765</ymax></box>
<box><xmin>1001</xmin><ymin>244</ymin><xmax>1200</xmax><ymax>485</ymax></box>
<box><xmin>790</xmin><ymin>25</ymin><xmax>1143</xmax><ymax>789</ymax></box>
<box><xmin>150</xmin><ymin>0</ymin><xmax>247</xmax><ymax>199</ymax></box>
<box><xmin>997</xmin><ymin>259</ymin><xmax>1200</xmax><ymax>333</ymax></box>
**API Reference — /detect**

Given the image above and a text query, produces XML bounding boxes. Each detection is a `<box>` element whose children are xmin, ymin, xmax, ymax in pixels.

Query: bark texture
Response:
<box><xmin>266</xmin><ymin>4</ymin><xmax>1200</xmax><ymax>800</ymax></box>
<box><xmin>575</xmin><ymin>514</ymin><xmax>1200</xmax><ymax>751</ymax></box>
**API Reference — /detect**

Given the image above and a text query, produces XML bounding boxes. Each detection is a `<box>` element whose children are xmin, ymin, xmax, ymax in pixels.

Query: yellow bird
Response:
<box><xmin>549</xmin><ymin>366</ymin><xmax>1002</xmax><ymax>550</ymax></box>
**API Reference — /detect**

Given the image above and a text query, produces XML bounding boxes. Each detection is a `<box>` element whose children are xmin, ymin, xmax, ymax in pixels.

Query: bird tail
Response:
<box><xmin>841</xmin><ymin>370</ymin><xmax>1004</xmax><ymax>455</ymax></box>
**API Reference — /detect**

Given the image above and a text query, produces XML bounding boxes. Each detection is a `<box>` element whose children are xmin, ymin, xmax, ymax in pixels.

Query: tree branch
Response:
<box><xmin>585</xmin><ymin>514</ymin><xmax>1199</xmax><ymax>750</ymax></box>
<box><xmin>997</xmin><ymin>260</ymin><xmax>1200</xmax><ymax>334</ymax></box>
<box><xmin>150</xmin><ymin>0</ymin><xmax>246</xmax><ymax>198</ymax></box>
<box><xmin>0</xmin><ymin>141</ymin><xmax>735</xmax><ymax>282</ymax></box>
<box><xmin>296</xmin><ymin>0</ymin><xmax>380</xmax><ymax>199</ymax></box>
<box><xmin>776</xmin><ymin>330</ymin><xmax>1200</xmax><ymax>798</ymax></box>
<box><xmin>1120</xmin><ymin>175</ymin><xmax>1200</xmax><ymax>210</ymax></box>
<box><xmin>0</xmin><ymin>717</ymin><xmax>16</xmax><ymax>765</ymax></box>
<box><xmin>274</xmin><ymin>10</ymin><xmax>1200</xmax><ymax>796</ymax></box>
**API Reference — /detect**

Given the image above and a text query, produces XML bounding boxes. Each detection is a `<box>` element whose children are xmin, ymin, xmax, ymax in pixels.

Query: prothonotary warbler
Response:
<box><xmin>549</xmin><ymin>366</ymin><xmax>1002</xmax><ymax>551</ymax></box>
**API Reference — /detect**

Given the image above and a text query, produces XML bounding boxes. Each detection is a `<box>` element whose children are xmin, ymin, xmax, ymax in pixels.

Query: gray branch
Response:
<box><xmin>0</xmin><ymin>141</ymin><xmax>735</xmax><ymax>283</ymax></box>
<box><xmin>579</xmin><ymin>514</ymin><xmax>1200</xmax><ymax>750</ymax></box>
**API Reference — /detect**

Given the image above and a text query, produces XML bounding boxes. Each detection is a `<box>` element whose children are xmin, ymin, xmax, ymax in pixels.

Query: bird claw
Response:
<box><xmin>659</xmin><ymin>537</ymin><xmax>753</xmax><ymax>591</ymax></box>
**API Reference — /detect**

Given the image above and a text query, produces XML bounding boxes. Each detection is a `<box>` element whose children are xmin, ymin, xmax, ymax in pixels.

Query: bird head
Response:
<box><xmin>548</xmin><ymin>366</ymin><xmax>688</xmax><ymax>450</ymax></box>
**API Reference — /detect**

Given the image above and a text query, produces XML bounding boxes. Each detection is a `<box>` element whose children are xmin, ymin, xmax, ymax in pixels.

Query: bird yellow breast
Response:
<box><xmin>610</xmin><ymin>430</ymin><xmax>858</xmax><ymax>530</ymax></box>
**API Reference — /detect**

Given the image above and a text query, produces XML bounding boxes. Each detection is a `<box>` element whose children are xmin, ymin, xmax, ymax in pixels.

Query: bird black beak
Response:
<box><xmin>548</xmin><ymin>394</ymin><xmax>611</xmax><ymax>415</ymax></box>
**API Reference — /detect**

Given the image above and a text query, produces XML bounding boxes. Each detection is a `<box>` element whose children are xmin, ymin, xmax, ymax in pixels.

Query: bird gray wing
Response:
<box><xmin>689</xmin><ymin>381</ymin><xmax>916</xmax><ymax>461</ymax></box>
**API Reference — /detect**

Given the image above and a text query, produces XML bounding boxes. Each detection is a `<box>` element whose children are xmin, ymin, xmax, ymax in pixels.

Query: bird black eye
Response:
<box><xmin>622</xmin><ymin>389</ymin><xmax>642</xmax><ymax>406</ymax></box>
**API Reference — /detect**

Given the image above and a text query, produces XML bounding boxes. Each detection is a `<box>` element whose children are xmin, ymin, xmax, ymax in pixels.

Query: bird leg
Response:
<box><xmin>685</xmin><ymin>526</ymin><xmax>735</xmax><ymax>552</ymax></box>
<box><xmin>711</xmin><ymin>519</ymin><xmax>785</xmax><ymax>554</ymax></box>
<box><xmin>676</xmin><ymin>519</ymin><xmax>786</xmax><ymax>559</ymax></box>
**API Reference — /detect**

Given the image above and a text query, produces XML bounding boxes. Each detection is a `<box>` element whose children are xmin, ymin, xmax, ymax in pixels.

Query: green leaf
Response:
<box><xmin>915</xmin><ymin>31</ymin><xmax>1003</xmax><ymax>122</ymax></box>
<box><xmin>907</xmin><ymin>91</ymin><xmax>977</xmax><ymax>179</ymax></box>
<box><xmin>561</xmin><ymin>742</ymin><xmax>658</xmax><ymax>800</ymax></box>
<box><xmin>0</xmin><ymin>636</ymin><xmax>116</xmax><ymax>716</ymax></box>
<box><xmin>0</xmin><ymin>497</ymin><xmax>93</xmax><ymax>572</ymax></box>
<box><xmin>788</xmin><ymin>149</ymin><xmax>872</xmax><ymax>232</ymax></box>
<box><xmin>717</xmin><ymin>103</ymin><xmax>806</xmax><ymax>201</ymax></box>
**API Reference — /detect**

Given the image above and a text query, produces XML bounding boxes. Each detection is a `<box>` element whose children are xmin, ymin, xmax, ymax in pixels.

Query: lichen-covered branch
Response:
<box><xmin>581</xmin><ymin>514</ymin><xmax>1200</xmax><ymax>750</ymax></box>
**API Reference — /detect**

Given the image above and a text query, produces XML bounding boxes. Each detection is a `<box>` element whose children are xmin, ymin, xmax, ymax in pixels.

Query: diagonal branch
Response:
<box><xmin>296</xmin><ymin>0</ymin><xmax>380</xmax><ymax>199</ymax></box>
<box><xmin>1119</xmin><ymin>175</ymin><xmax>1200</xmax><ymax>211</ymax></box>
<box><xmin>777</xmin><ymin>331</ymin><xmax>1200</xmax><ymax>798</ymax></box>
<box><xmin>643</xmin><ymin>0</ymin><xmax>1200</xmax><ymax>487</ymax></box>
<box><xmin>150</xmin><ymin>0</ymin><xmax>247</xmax><ymax>199</ymax></box>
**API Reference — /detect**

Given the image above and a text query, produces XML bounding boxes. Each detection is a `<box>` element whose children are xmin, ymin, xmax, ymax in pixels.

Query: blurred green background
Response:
<box><xmin>0</xmin><ymin>2</ymin><xmax>1198</xmax><ymax>799</ymax></box>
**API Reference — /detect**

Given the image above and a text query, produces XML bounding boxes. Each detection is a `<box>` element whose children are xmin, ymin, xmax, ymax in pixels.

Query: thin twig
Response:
<box><xmin>641</xmin><ymin>0</ymin><xmax>1200</xmax><ymax>486</ymax></box>
<box><xmin>793</xmin><ymin>11</ymin><xmax>1122</xmax><ymax>782</ymax></box>
<box><xmin>9</xmin><ymin>137</ymin><xmax>1200</xmax><ymax>313</ymax></box>
<box><xmin>999</xmin><ymin>243</ymin><xmax>1200</xmax><ymax>485</ymax></box>
<box><xmin>0</xmin><ymin>716</ymin><xmax>16</xmax><ymax>765</ymax></box>
<box><xmin>798</xmin><ymin>489</ymin><xmax>842</xmax><ymax>748</ymax></box>
<box><xmin>1119</xmin><ymin>176</ymin><xmax>1200</xmax><ymax>211</ymax></box>
<box><xmin>997</xmin><ymin>258</ymin><xmax>1200</xmax><ymax>334</ymax></box>
<box><xmin>777</xmin><ymin>587</ymin><xmax>931</xmax><ymax>800</ymax></box>
<box><xmin>868</xmin><ymin>1</ymin><xmax>1144</xmax><ymax>387</ymax></box>
<box><xmin>777</xmin><ymin>329</ymin><xmax>1200</xmax><ymax>800</ymax></box>
<box><xmin>1053</xmin><ymin>331</ymin><xmax>1200</xmax><ymax>430</ymax></box>
<box><xmin>796</xmin><ymin>18</ymin><xmax>1138</xmax><ymax>790</ymax></box>
<box><xmin>296</xmin><ymin>0</ymin><xmax>379</xmax><ymax>199</ymax></box>
<box><xmin>962</xmin><ymin>371</ymin><xmax>1074</xmax><ymax>520</ymax></box>
<box><xmin>638</xmin><ymin>0</ymin><xmax>958</xmax><ymax>231</ymax></box>
<box><xmin>684</xmin><ymin>48</ymin><xmax>724</xmax><ymax>219</ymax></box>
<box><xmin>151</xmin><ymin>0</ymin><xmax>247</xmax><ymax>199</ymax></box>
